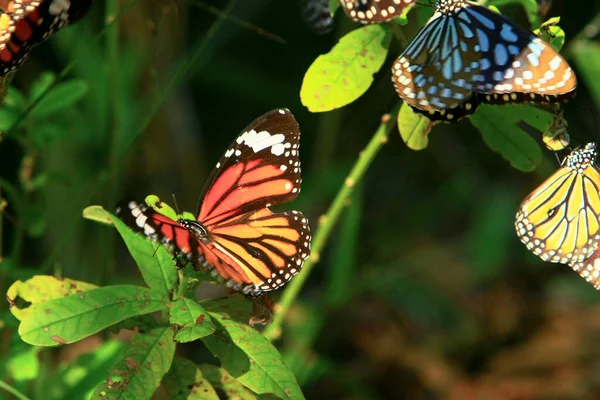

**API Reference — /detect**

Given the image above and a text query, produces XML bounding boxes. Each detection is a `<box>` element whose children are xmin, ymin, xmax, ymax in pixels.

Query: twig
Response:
<box><xmin>263</xmin><ymin>104</ymin><xmax>400</xmax><ymax>341</ymax></box>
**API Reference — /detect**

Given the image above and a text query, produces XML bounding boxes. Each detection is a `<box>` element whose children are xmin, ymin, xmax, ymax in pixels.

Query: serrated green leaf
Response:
<box><xmin>7</xmin><ymin>275</ymin><xmax>98</xmax><ymax>321</ymax></box>
<box><xmin>17</xmin><ymin>285</ymin><xmax>168</xmax><ymax>346</ymax></box>
<box><xmin>300</xmin><ymin>24</ymin><xmax>392</xmax><ymax>112</ymax></box>
<box><xmin>92</xmin><ymin>326</ymin><xmax>176</xmax><ymax>400</ymax></box>
<box><xmin>32</xmin><ymin>79</ymin><xmax>88</xmax><ymax>119</ymax></box>
<box><xmin>199</xmin><ymin>364</ymin><xmax>257</xmax><ymax>400</ymax></box>
<box><xmin>83</xmin><ymin>205</ymin><xmax>177</xmax><ymax>296</ymax></box>
<box><xmin>201</xmin><ymin>294</ymin><xmax>253</xmax><ymax>324</ymax></box>
<box><xmin>164</xmin><ymin>358</ymin><xmax>220</xmax><ymax>400</ymax></box>
<box><xmin>397</xmin><ymin>104</ymin><xmax>432</xmax><ymax>150</ymax></box>
<box><xmin>202</xmin><ymin>300</ymin><xmax>303</xmax><ymax>399</ymax></box>
<box><xmin>470</xmin><ymin>104</ymin><xmax>549</xmax><ymax>172</ymax></box>
<box><xmin>170</xmin><ymin>297</ymin><xmax>216</xmax><ymax>342</ymax></box>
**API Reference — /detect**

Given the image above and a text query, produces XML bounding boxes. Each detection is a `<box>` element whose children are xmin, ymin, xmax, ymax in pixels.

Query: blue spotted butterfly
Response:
<box><xmin>392</xmin><ymin>0</ymin><xmax>576</xmax><ymax>121</ymax></box>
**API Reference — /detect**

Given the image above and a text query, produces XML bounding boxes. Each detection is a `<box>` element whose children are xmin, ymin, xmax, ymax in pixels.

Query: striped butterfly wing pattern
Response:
<box><xmin>0</xmin><ymin>0</ymin><xmax>94</xmax><ymax>76</ymax></box>
<box><xmin>515</xmin><ymin>143</ymin><xmax>600</xmax><ymax>289</ymax></box>
<box><xmin>340</xmin><ymin>0</ymin><xmax>418</xmax><ymax>23</ymax></box>
<box><xmin>392</xmin><ymin>0</ymin><xmax>576</xmax><ymax>121</ymax></box>
<box><xmin>117</xmin><ymin>109</ymin><xmax>311</xmax><ymax>296</ymax></box>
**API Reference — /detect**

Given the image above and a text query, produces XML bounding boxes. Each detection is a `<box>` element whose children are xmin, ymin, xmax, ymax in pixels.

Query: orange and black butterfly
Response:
<box><xmin>0</xmin><ymin>0</ymin><xmax>94</xmax><ymax>76</ymax></box>
<box><xmin>515</xmin><ymin>143</ymin><xmax>600</xmax><ymax>289</ymax></box>
<box><xmin>116</xmin><ymin>109</ymin><xmax>312</xmax><ymax>296</ymax></box>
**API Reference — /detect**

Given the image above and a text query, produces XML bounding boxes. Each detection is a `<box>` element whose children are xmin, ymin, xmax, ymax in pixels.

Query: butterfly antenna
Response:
<box><xmin>172</xmin><ymin>193</ymin><xmax>181</xmax><ymax>216</ymax></box>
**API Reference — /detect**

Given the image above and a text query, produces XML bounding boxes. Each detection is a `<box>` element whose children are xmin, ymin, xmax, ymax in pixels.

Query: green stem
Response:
<box><xmin>0</xmin><ymin>380</ymin><xmax>31</xmax><ymax>400</ymax></box>
<box><xmin>263</xmin><ymin>105</ymin><xmax>400</xmax><ymax>341</ymax></box>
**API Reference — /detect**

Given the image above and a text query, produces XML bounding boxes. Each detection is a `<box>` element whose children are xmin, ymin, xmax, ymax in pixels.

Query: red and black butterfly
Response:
<box><xmin>340</xmin><ymin>0</ymin><xmax>418</xmax><ymax>23</ymax></box>
<box><xmin>0</xmin><ymin>0</ymin><xmax>94</xmax><ymax>76</ymax></box>
<box><xmin>392</xmin><ymin>0</ymin><xmax>576</xmax><ymax>121</ymax></box>
<box><xmin>116</xmin><ymin>109</ymin><xmax>312</xmax><ymax>296</ymax></box>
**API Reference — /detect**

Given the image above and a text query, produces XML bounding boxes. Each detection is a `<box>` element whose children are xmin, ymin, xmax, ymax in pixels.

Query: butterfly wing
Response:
<box><xmin>0</xmin><ymin>0</ymin><xmax>94</xmax><ymax>76</ymax></box>
<box><xmin>340</xmin><ymin>0</ymin><xmax>417</xmax><ymax>23</ymax></box>
<box><xmin>198</xmin><ymin>208</ymin><xmax>311</xmax><ymax>295</ymax></box>
<box><xmin>196</xmin><ymin>108</ymin><xmax>302</xmax><ymax>227</ymax></box>
<box><xmin>570</xmin><ymin>248</ymin><xmax>600</xmax><ymax>289</ymax></box>
<box><xmin>392</xmin><ymin>0</ymin><xmax>576</xmax><ymax>120</ymax></box>
<box><xmin>115</xmin><ymin>201</ymin><xmax>205</xmax><ymax>262</ymax></box>
<box><xmin>515</xmin><ymin>143</ymin><xmax>600</xmax><ymax>267</ymax></box>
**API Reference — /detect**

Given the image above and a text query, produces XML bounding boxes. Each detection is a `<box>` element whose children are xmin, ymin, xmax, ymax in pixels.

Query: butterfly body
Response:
<box><xmin>116</xmin><ymin>109</ymin><xmax>311</xmax><ymax>296</ymax></box>
<box><xmin>392</xmin><ymin>0</ymin><xmax>576</xmax><ymax>121</ymax></box>
<box><xmin>516</xmin><ymin>143</ymin><xmax>600</xmax><ymax>288</ymax></box>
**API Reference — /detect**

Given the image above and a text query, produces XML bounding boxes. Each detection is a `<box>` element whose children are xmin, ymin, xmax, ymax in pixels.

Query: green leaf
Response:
<box><xmin>7</xmin><ymin>275</ymin><xmax>98</xmax><ymax>321</ymax></box>
<box><xmin>202</xmin><ymin>300</ymin><xmax>303</xmax><ymax>399</ymax></box>
<box><xmin>145</xmin><ymin>195</ymin><xmax>179</xmax><ymax>221</ymax></box>
<box><xmin>83</xmin><ymin>205</ymin><xmax>177</xmax><ymax>296</ymax></box>
<box><xmin>300</xmin><ymin>24</ymin><xmax>392</xmax><ymax>112</ymax></box>
<box><xmin>199</xmin><ymin>364</ymin><xmax>258</xmax><ymax>400</ymax></box>
<box><xmin>47</xmin><ymin>340</ymin><xmax>126</xmax><ymax>399</ymax></box>
<box><xmin>29</xmin><ymin>72</ymin><xmax>56</xmax><ymax>102</ymax></box>
<box><xmin>0</xmin><ymin>107</ymin><xmax>20</xmax><ymax>131</ymax></box>
<box><xmin>571</xmin><ymin>41</ymin><xmax>600</xmax><ymax>110</ymax></box>
<box><xmin>31</xmin><ymin>123</ymin><xmax>67</xmax><ymax>148</ymax></box>
<box><xmin>170</xmin><ymin>297</ymin><xmax>216</xmax><ymax>342</ymax></box>
<box><xmin>397</xmin><ymin>104</ymin><xmax>432</xmax><ymax>150</ymax></box>
<box><xmin>201</xmin><ymin>294</ymin><xmax>253</xmax><ymax>324</ymax></box>
<box><xmin>17</xmin><ymin>285</ymin><xmax>168</xmax><ymax>346</ymax></box>
<box><xmin>328</xmin><ymin>0</ymin><xmax>340</xmax><ymax>16</ymax></box>
<box><xmin>163</xmin><ymin>358</ymin><xmax>220</xmax><ymax>400</ymax></box>
<box><xmin>534</xmin><ymin>17</ymin><xmax>565</xmax><ymax>51</ymax></box>
<box><xmin>6</xmin><ymin>346</ymin><xmax>40</xmax><ymax>382</ymax></box>
<box><xmin>469</xmin><ymin>104</ymin><xmax>549</xmax><ymax>172</ymax></box>
<box><xmin>487</xmin><ymin>0</ymin><xmax>540</xmax><ymax>29</ymax></box>
<box><xmin>93</xmin><ymin>326</ymin><xmax>176</xmax><ymax>400</ymax></box>
<box><xmin>32</xmin><ymin>79</ymin><xmax>88</xmax><ymax>119</ymax></box>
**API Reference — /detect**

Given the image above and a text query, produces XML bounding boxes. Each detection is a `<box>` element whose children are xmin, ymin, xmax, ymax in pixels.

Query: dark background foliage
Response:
<box><xmin>3</xmin><ymin>0</ymin><xmax>600</xmax><ymax>398</ymax></box>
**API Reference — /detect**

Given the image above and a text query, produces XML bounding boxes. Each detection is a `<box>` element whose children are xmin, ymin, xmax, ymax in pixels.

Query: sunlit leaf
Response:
<box><xmin>470</xmin><ymin>104</ymin><xmax>550</xmax><ymax>172</ymax></box>
<box><xmin>397</xmin><ymin>104</ymin><xmax>432</xmax><ymax>150</ymax></box>
<box><xmin>170</xmin><ymin>297</ymin><xmax>216</xmax><ymax>342</ymax></box>
<box><xmin>7</xmin><ymin>275</ymin><xmax>98</xmax><ymax>321</ymax></box>
<box><xmin>164</xmin><ymin>358</ymin><xmax>220</xmax><ymax>400</ymax></box>
<box><xmin>93</xmin><ymin>326</ymin><xmax>176</xmax><ymax>399</ymax></box>
<box><xmin>18</xmin><ymin>285</ymin><xmax>168</xmax><ymax>346</ymax></box>
<box><xmin>300</xmin><ymin>24</ymin><xmax>392</xmax><ymax>112</ymax></box>
<box><xmin>534</xmin><ymin>17</ymin><xmax>565</xmax><ymax>50</ymax></box>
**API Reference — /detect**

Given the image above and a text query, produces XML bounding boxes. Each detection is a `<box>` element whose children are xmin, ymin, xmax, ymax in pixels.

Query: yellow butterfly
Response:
<box><xmin>515</xmin><ymin>143</ymin><xmax>600</xmax><ymax>288</ymax></box>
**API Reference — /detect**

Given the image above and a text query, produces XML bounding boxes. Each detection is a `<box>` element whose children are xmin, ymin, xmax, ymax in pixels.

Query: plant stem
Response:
<box><xmin>263</xmin><ymin>105</ymin><xmax>400</xmax><ymax>341</ymax></box>
<box><xmin>0</xmin><ymin>380</ymin><xmax>31</xmax><ymax>400</ymax></box>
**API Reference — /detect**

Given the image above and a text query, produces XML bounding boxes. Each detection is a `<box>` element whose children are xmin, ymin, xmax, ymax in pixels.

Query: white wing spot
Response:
<box><xmin>237</xmin><ymin>129</ymin><xmax>285</xmax><ymax>153</ymax></box>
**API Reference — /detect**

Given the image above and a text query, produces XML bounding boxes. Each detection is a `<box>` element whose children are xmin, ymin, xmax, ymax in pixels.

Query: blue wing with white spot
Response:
<box><xmin>392</xmin><ymin>0</ymin><xmax>576</xmax><ymax>121</ymax></box>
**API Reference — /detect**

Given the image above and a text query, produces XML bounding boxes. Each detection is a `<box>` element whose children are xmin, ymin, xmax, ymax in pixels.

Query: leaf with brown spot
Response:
<box><xmin>18</xmin><ymin>285</ymin><xmax>168</xmax><ymax>346</ymax></box>
<box><xmin>6</xmin><ymin>275</ymin><xmax>97</xmax><ymax>321</ymax></box>
<box><xmin>93</xmin><ymin>326</ymin><xmax>175</xmax><ymax>399</ymax></box>
<box><xmin>169</xmin><ymin>298</ymin><xmax>216</xmax><ymax>343</ymax></box>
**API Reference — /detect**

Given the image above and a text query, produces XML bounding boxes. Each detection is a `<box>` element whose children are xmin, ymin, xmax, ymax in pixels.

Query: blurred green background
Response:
<box><xmin>3</xmin><ymin>0</ymin><xmax>600</xmax><ymax>398</ymax></box>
